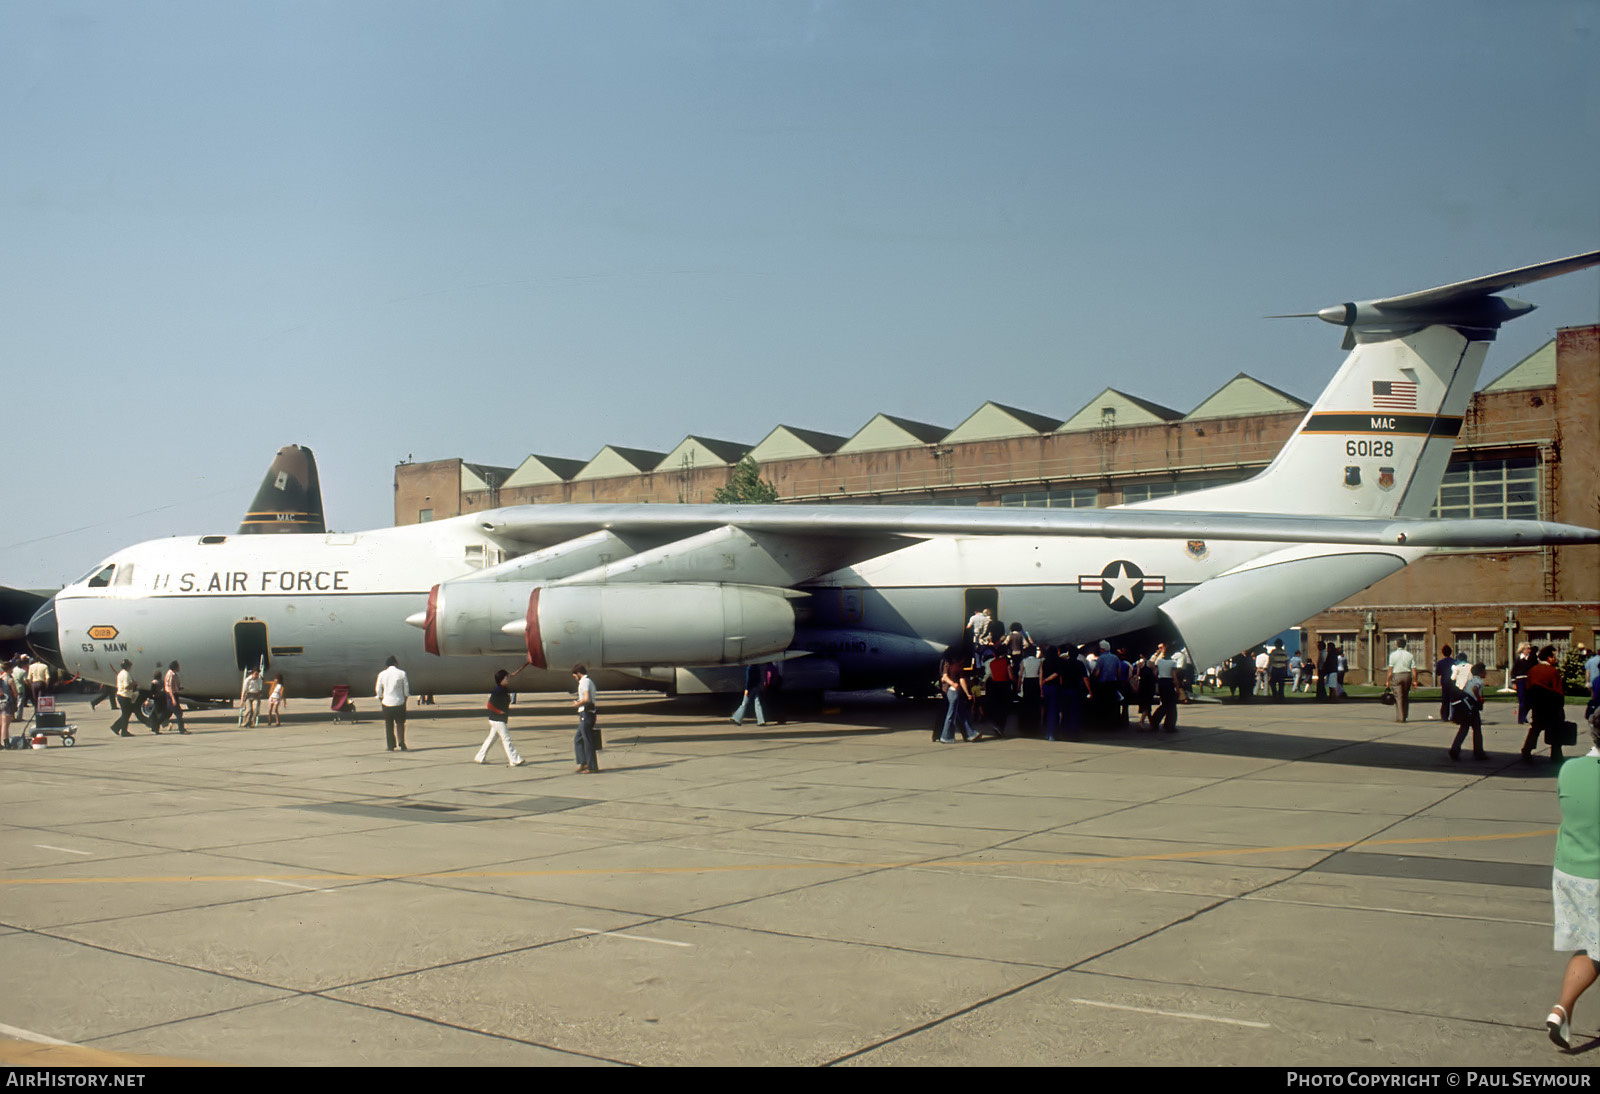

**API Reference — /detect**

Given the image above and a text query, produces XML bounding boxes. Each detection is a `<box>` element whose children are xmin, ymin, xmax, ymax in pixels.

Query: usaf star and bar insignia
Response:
<box><xmin>1078</xmin><ymin>560</ymin><xmax>1165</xmax><ymax>611</ymax></box>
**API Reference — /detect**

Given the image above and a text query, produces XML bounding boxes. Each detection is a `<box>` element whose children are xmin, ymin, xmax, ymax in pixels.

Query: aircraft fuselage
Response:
<box><xmin>42</xmin><ymin>513</ymin><xmax>1408</xmax><ymax>698</ymax></box>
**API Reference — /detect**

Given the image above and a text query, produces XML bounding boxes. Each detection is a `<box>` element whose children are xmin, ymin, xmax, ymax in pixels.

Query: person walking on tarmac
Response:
<box><xmin>109</xmin><ymin>659</ymin><xmax>146</xmax><ymax>737</ymax></box>
<box><xmin>375</xmin><ymin>655</ymin><xmax>410</xmax><ymax>751</ymax></box>
<box><xmin>573</xmin><ymin>664</ymin><xmax>600</xmax><ymax>773</ymax></box>
<box><xmin>164</xmin><ymin>661</ymin><xmax>189</xmax><ymax>734</ymax></box>
<box><xmin>475</xmin><ymin>668</ymin><xmax>526</xmax><ymax>767</ymax></box>
<box><xmin>148</xmin><ymin>667</ymin><xmax>169</xmax><ymax>732</ymax></box>
<box><xmin>730</xmin><ymin>662</ymin><xmax>769</xmax><ymax>727</ymax></box>
<box><xmin>1386</xmin><ymin>639</ymin><xmax>1416</xmax><ymax>723</ymax></box>
<box><xmin>1542</xmin><ymin>711</ymin><xmax>1600</xmax><ymax>1051</ymax></box>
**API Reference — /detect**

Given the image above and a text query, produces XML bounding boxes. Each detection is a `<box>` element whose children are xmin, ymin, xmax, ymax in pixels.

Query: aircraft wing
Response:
<box><xmin>475</xmin><ymin>502</ymin><xmax>1598</xmax><ymax>558</ymax></box>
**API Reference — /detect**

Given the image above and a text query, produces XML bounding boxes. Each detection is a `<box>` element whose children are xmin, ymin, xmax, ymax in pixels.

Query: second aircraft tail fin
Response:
<box><xmin>237</xmin><ymin>444</ymin><xmax>327</xmax><ymax>535</ymax></box>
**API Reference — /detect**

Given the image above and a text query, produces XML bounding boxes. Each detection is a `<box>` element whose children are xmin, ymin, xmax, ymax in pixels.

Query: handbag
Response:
<box><xmin>1380</xmin><ymin>688</ymin><xmax>1396</xmax><ymax>706</ymax></box>
<box><xmin>1547</xmin><ymin>720</ymin><xmax>1578</xmax><ymax>747</ymax></box>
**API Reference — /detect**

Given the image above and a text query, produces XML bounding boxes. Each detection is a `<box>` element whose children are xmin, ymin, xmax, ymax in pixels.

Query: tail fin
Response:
<box><xmin>1147</xmin><ymin>250</ymin><xmax>1599</xmax><ymax>518</ymax></box>
<box><xmin>237</xmin><ymin>445</ymin><xmax>327</xmax><ymax>534</ymax></box>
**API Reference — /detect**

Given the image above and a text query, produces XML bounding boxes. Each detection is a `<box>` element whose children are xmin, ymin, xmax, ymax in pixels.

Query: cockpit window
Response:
<box><xmin>85</xmin><ymin>564</ymin><xmax>116</xmax><ymax>588</ymax></box>
<box><xmin>113</xmin><ymin>564</ymin><xmax>135</xmax><ymax>586</ymax></box>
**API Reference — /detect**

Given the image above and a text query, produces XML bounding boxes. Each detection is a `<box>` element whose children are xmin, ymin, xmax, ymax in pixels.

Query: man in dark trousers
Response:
<box><xmin>1321</xmin><ymin>641</ymin><xmax>1340</xmax><ymax>702</ymax></box>
<box><xmin>1435</xmin><ymin>644</ymin><xmax>1457</xmax><ymax>723</ymax></box>
<box><xmin>1267</xmin><ymin>640</ymin><xmax>1290</xmax><ymax>701</ymax></box>
<box><xmin>109</xmin><ymin>659</ymin><xmax>147</xmax><ymax>737</ymax></box>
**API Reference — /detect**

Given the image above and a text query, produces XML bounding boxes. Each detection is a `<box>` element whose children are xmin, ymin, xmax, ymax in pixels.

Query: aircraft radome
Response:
<box><xmin>25</xmin><ymin>251</ymin><xmax>1600</xmax><ymax>701</ymax></box>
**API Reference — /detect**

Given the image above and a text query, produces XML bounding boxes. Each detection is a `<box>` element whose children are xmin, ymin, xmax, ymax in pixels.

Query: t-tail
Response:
<box><xmin>1143</xmin><ymin>250</ymin><xmax>1600</xmax><ymax>518</ymax></box>
<box><xmin>1142</xmin><ymin>250</ymin><xmax>1598</xmax><ymax>668</ymax></box>
<box><xmin>237</xmin><ymin>444</ymin><xmax>327</xmax><ymax>534</ymax></box>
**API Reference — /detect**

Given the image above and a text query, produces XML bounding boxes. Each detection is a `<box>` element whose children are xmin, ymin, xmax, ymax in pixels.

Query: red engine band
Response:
<box><xmin>524</xmin><ymin>586</ymin><xmax>546</xmax><ymax>669</ymax></box>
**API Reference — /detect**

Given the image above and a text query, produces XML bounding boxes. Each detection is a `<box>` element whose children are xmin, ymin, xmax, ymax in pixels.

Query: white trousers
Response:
<box><xmin>475</xmin><ymin>719</ymin><xmax>521</xmax><ymax>765</ymax></box>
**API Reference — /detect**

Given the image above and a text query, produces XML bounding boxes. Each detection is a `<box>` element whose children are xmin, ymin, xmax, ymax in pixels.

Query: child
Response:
<box><xmin>267</xmin><ymin>675</ymin><xmax>286</xmax><ymax>726</ymax></box>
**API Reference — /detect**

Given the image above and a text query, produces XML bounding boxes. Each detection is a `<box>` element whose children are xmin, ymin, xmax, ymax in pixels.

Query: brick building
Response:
<box><xmin>395</xmin><ymin>325</ymin><xmax>1598</xmax><ymax>685</ymax></box>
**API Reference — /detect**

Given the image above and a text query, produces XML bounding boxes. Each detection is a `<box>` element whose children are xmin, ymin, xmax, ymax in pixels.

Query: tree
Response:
<box><xmin>713</xmin><ymin>456</ymin><xmax>779</xmax><ymax>504</ymax></box>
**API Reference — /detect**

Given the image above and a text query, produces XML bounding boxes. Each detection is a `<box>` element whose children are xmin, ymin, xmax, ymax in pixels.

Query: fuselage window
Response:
<box><xmin>86</xmin><ymin>564</ymin><xmax>116</xmax><ymax>588</ymax></box>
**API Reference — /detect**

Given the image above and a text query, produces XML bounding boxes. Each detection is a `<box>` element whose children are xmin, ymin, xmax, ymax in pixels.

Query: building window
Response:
<box><xmin>418</xmin><ymin>509</ymin><xmax>433</xmax><ymax>523</ymax></box>
<box><xmin>1451</xmin><ymin>631</ymin><xmax>1498</xmax><ymax>670</ymax></box>
<box><xmin>1318</xmin><ymin>632</ymin><xmax>1356</xmax><ymax>669</ymax></box>
<box><xmin>1121</xmin><ymin>478</ymin><xmax>1234</xmax><ymax>505</ymax></box>
<box><xmin>1384</xmin><ymin>631</ymin><xmax>1428</xmax><ymax>664</ymax></box>
<box><xmin>1525</xmin><ymin>629</ymin><xmax>1573</xmax><ymax>662</ymax></box>
<box><xmin>1429</xmin><ymin>456</ymin><xmax>1539</xmax><ymax>521</ymax></box>
<box><xmin>999</xmin><ymin>488</ymin><xmax>1099</xmax><ymax>509</ymax></box>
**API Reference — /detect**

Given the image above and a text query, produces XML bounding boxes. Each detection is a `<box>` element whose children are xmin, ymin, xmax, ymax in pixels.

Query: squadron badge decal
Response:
<box><xmin>1078</xmin><ymin>561</ymin><xmax>1165</xmax><ymax>611</ymax></box>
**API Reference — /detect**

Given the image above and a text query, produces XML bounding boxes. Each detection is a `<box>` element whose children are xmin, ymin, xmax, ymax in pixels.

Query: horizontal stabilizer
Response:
<box><xmin>1275</xmin><ymin>250</ymin><xmax>1600</xmax><ymax>347</ymax></box>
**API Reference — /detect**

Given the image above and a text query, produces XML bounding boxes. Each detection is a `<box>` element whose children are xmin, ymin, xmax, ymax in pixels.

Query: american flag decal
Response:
<box><xmin>1372</xmin><ymin>380</ymin><xmax>1418</xmax><ymax>410</ymax></box>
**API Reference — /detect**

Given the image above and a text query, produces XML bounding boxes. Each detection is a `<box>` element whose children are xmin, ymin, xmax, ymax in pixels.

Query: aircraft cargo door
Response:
<box><xmin>234</xmin><ymin>620</ymin><xmax>270</xmax><ymax>674</ymax></box>
<box><xmin>964</xmin><ymin>587</ymin><xmax>999</xmax><ymax>651</ymax></box>
<box><xmin>964</xmin><ymin>588</ymin><xmax>999</xmax><ymax>626</ymax></box>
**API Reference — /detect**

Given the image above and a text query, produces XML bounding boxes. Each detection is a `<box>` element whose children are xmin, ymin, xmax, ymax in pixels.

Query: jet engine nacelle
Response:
<box><xmin>415</xmin><ymin>580</ymin><xmax>796</xmax><ymax>669</ymax></box>
<box><xmin>522</xmin><ymin>583</ymin><xmax>796</xmax><ymax>669</ymax></box>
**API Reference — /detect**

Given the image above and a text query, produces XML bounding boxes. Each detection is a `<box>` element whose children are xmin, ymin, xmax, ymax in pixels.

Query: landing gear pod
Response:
<box><xmin>511</xmin><ymin>583</ymin><xmax>795</xmax><ymax>669</ymax></box>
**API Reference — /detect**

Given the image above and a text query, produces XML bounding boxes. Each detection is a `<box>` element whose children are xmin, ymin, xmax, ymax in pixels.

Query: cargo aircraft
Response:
<box><xmin>25</xmin><ymin>251</ymin><xmax>1600</xmax><ymax>701</ymax></box>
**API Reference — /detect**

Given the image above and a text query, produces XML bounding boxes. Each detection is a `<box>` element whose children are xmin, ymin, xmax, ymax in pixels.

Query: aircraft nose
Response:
<box><xmin>26</xmin><ymin>595</ymin><xmax>63</xmax><ymax>671</ymax></box>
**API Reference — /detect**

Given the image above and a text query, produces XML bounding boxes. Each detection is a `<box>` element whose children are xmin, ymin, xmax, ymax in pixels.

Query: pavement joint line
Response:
<box><xmin>1065</xmin><ymin>996</ymin><xmax>1273</xmax><ymax>1029</ymax></box>
<box><xmin>822</xmin><ymin>965</ymin><xmax>1070</xmax><ymax>1066</ymax></box>
<box><xmin>33</xmin><ymin>845</ymin><xmax>91</xmax><ymax>856</ymax></box>
<box><xmin>0</xmin><ymin>826</ymin><xmax>1558</xmax><ymax>886</ymax></box>
<box><xmin>296</xmin><ymin>994</ymin><xmax>636</xmax><ymax>1067</ymax></box>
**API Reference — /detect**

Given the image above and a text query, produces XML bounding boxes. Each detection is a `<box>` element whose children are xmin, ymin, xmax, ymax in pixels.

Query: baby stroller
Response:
<box><xmin>330</xmin><ymin>685</ymin><xmax>358</xmax><ymax>723</ymax></box>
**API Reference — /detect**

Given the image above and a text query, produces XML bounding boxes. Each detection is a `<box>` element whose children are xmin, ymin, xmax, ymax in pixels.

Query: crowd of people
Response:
<box><xmin>935</xmin><ymin>609</ymin><xmax>1193</xmax><ymax>743</ymax></box>
<box><xmin>1213</xmin><ymin>639</ymin><xmax>1348</xmax><ymax>702</ymax></box>
<box><xmin>0</xmin><ymin>654</ymin><xmax>49</xmax><ymax>742</ymax></box>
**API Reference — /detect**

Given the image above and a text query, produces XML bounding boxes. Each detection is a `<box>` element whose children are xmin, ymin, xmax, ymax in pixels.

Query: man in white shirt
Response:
<box><xmin>572</xmin><ymin>663</ymin><xmax>599</xmax><ymax>773</ymax></box>
<box><xmin>375</xmin><ymin>655</ymin><xmax>410</xmax><ymax>751</ymax></box>
<box><xmin>1386</xmin><ymin>639</ymin><xmax>1417</xmax><ymax>723</ymax></box>
<box><xmin>967</xmin><ymin>608</ymin><xmax>991</xmax><ymax>655</ymax></box>
<box><xmin>109</xmin><ymin>658</ymin><xmax>142</xmax><ymax>737</ymax></box>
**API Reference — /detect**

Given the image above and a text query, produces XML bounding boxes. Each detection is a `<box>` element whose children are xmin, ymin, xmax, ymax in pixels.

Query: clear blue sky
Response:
<box><xmin>3</xmin><ymin>0</ymin><xmax>1597</xmax><ymax>588</ymax></box>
